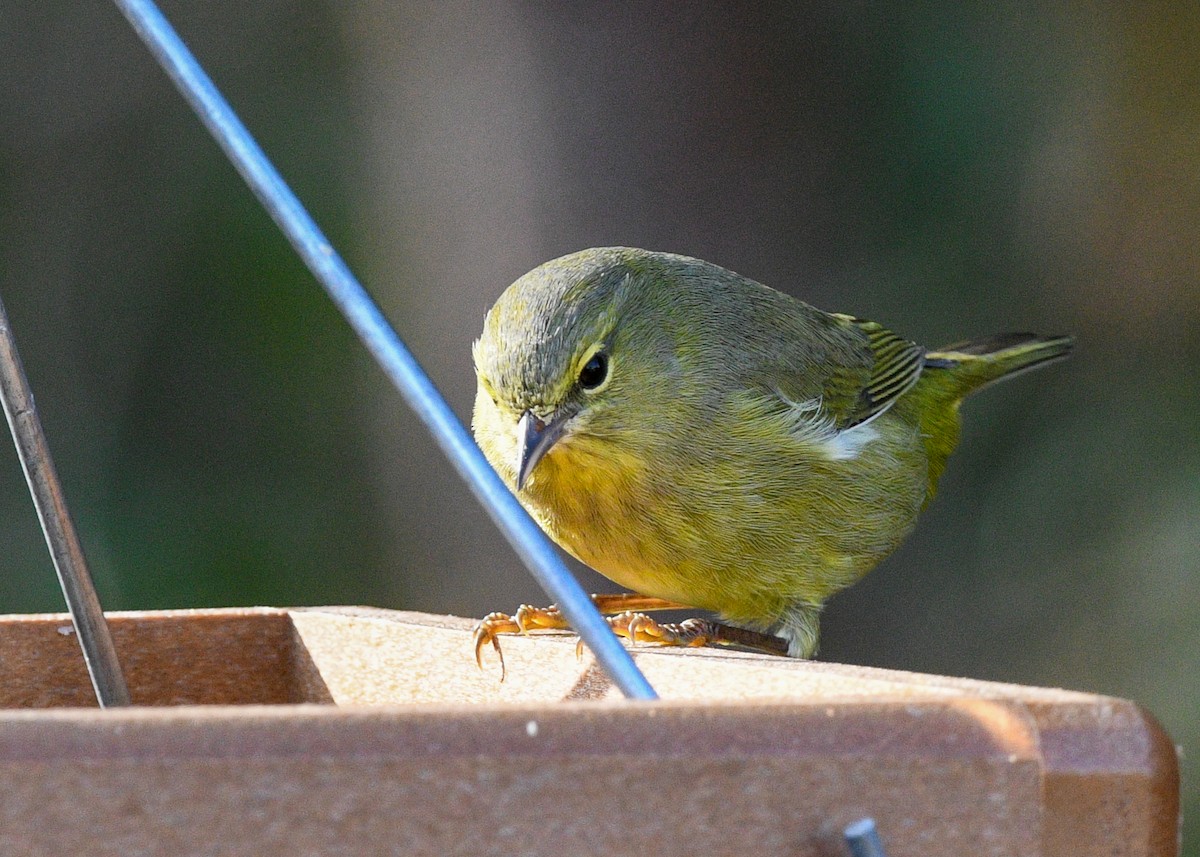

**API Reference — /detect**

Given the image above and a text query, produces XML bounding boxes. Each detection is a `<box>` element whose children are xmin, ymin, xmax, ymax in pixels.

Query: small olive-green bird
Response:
<box><xmin>472</xmin><ymin>247</ymin><xmax>1071</xmax><ymax>661</ymax></box>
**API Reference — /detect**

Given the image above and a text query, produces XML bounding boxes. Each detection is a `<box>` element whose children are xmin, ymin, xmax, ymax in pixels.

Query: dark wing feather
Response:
<box><xmin>828</xmin><ymin>315</ymin><xmax>925</xmax><ymax>428</ymax></box>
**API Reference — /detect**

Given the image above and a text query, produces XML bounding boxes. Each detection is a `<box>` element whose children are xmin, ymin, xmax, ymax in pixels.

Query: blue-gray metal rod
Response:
<box><xmin>110</xmin><ymin>0</ymin><xmax>657</xmax><ymax>700</ymax></box>
<box><xmin>0</xmin><ymin>296</ymin><xmax>131</xmax><ymax>707</ymax></box>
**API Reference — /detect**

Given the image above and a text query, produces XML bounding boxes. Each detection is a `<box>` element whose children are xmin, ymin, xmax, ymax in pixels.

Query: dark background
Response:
<box><xmin>2</xmin><ymin>3</ymin><xmax>1196</xmax><ymax>847</ymax></box>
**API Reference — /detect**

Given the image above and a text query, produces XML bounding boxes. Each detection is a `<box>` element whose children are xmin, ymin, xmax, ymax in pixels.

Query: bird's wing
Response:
<box><xmin>765</xmin><ymin>313</ymin><xmax>925</xmax><ymax>431</ymax></box>
<box><xmin>831</xmin><ymin>315</ymin><xmax>926</xmax><ymax>428</ymax></box>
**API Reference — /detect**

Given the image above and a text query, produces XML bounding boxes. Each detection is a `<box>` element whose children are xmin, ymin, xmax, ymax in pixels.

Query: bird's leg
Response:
<box><xmin>472</xmin><ymin>594</ymin><xmax>690</xmax><ymax>678</ymax></box>
<box><xmin>607</xmin><ymin>613</ymin><xmax>791</xmax><ymax>657</ymax></box>
<box><xmin>474</xmin><ymin>594</ymin><xmax>794</xmax><ymax>678</ymax></box>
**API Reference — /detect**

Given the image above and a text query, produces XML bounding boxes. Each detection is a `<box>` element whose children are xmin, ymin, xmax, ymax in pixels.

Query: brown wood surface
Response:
<box><xmin>0</xmin><ymin>607</ymin><xmax>1179</xmax><ymax>856</ymax></box>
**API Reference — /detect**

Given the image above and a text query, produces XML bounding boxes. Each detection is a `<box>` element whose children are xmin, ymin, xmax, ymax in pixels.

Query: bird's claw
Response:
<box><xmin>472</xmin><ymin>611</ymin><xmax>520</xmax><ymax>680</ymax></box>
<box><xmin>606</xmin><ymin>612</ymin><xmax>715</xmax><ymax>648</ymax></box>
<box><xmin>568</xmin><ymin>611</ymin><xmax>716</xmax><ymax>659</ymax></box>
<box><xmin>471</xmin><ymin>604</ymin><xmax>572</xmax><ymax>681</ymax></box>
<box><xmin>473</xmin><ymin>597</ymin><xmax>748</xmax><ymax>678</ymax></box>
<box><xmin>513</xmin><ymin>603</ymin><xmax>566</xmax><ymax>632</ymax></box>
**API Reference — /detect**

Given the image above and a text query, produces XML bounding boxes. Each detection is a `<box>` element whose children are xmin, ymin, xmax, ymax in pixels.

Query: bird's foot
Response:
<box><xmin>605</xmin><ymin>612</ymin><xmax>715</xmax><ymax>648</ymax></box>
<box><xmin>472</xmin><ymin>594</ymin><xmax>690</xmax><ymax>680</ymax></box>
<box><xmin>473</xmin><ymin>595</ymin><xmax>794</xmax><ymax>679</ymax></box>
<box><xmin>472</xmin><ymin>604</ymin><xmax>571</xmax><ymax>680</ymax></box>
<box><xmin>603</xmin><ymin>613</ymin><xmax>791</xmax><ymax>656</ymax></box>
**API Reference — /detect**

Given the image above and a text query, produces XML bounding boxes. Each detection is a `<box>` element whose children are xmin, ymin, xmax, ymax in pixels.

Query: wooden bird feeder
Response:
<box><xmin>0</xmin><ymin>606</ymin><xmax>1179</xmax><ymax>856</ymax></box>
<box><xmin>0</xmin><ymin>9</ymin><xmax>1180</xmax><ymax>854</ymax></box>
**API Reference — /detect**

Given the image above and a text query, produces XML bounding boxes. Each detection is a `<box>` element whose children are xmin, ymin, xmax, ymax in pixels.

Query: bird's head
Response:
<box><xmin>472</xmin><ymin>247</ymin><xmax>683</xmax><ymax>493</ymax></box>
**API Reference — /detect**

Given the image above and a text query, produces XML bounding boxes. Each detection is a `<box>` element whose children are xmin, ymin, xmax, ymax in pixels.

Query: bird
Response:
<box><xmin>470</xmin><ymin>247</ymin><xmax>1072</xmax><ymax>668</ymax></box>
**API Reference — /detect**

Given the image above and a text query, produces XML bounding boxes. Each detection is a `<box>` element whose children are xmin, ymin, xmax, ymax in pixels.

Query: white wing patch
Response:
<box><xmin>776</xmin><ymin>391</ymin><xmax>880</xmax><ymax>462</ymax></box>
<box><xmin>821</xmin><ymin>421</ymin><xmax>879</xmax><ymax>461</ymax></box>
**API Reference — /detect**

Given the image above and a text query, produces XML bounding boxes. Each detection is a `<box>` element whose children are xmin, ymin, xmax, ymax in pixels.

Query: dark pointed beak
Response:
<box><xmin>516</xmin><ymin>409</ymin><xmax>570</xmax><ymax>491</ymax></box>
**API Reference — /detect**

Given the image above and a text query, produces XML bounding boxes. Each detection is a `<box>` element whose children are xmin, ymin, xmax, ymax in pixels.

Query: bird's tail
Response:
<box><xmin>911</xmin><ymin>333</ymin><xmax>1073</xmax><ymax>502</ymax></box>
<box><xmin>923</xmin><ymin>333</ymin><xmax>1074</xmax><ymax>400</ymax></box>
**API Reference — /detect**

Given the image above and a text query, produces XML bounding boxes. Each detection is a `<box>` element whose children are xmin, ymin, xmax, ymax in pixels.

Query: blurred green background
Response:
<box><xmin>2</xmin><ymin>2</ymin><xmax>1196</xmax><ymax>847</ymax></box>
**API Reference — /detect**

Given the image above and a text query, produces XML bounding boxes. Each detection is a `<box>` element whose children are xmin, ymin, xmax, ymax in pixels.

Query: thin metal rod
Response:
<box><xmin>110</xmin><ymin>0</ymin><xmax>657</xmax><ymax>700</ymax></box>
<box><xmin>844</xmin><ymin>818</ymin><xmax>888</xmax><ymax>857</ymax></box>
<box><xmin>0</xmin><ymin>297</ymin><xmax>131</xmax><ymax>707</ymax></box>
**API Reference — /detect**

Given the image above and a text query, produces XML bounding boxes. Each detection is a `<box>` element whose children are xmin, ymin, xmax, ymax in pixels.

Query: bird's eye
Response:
<box><xmin>578</xmin><ymin>352</ymin><xmax>608</xmax><ymax>390</ymax></box>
